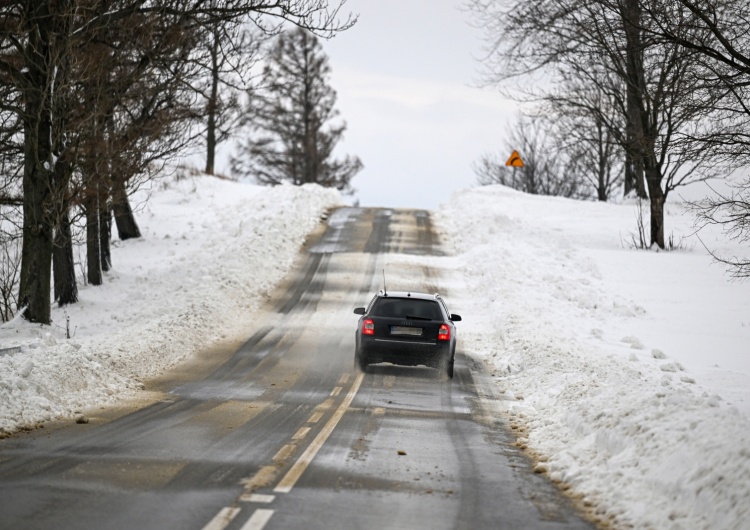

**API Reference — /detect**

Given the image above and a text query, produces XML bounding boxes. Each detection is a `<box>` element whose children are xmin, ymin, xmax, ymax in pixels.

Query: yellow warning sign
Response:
<box><xmin>505</xmin><ymin>150</ymin><xmax>524</xmax><ymax>167</ymax></box>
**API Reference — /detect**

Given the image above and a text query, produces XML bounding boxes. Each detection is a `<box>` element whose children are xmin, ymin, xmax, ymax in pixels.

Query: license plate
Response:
<box><xmin>391</xmin><ymin>326</ymin><xmax>422</xmax><ymax>336</ymax></box>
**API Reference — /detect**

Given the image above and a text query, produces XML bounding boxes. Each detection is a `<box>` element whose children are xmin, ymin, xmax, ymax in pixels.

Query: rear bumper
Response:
<box><xmin>357</xmin><ymin>336</ymin><xmax>452</xmax><ymax>367</ymax></box>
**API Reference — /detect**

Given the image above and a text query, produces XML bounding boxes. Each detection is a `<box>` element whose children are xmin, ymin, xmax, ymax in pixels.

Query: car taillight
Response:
<box><xmin>362</xmin><ymin>319</ymin><xmax>375</xmax><ymax>335</ymax></box>
<box><xmin>438</xmin><ymin>323</ymin><xmax>451</xmax><ymax>341</ymax></box>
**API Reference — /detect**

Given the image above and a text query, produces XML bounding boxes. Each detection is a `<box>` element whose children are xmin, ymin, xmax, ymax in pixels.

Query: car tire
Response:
<box><xmin>446</xmin><ymin>357</ymin><xmax>454</xmax><ymax>379</ymax></box>
<box><xmin>355</xmin><ymin>351</ymin><xmax>368</xmax><ymax>372</ymax></box>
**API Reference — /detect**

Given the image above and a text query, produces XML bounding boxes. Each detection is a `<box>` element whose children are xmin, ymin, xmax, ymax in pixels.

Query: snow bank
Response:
<box><xmin>0</xmin><ymin>175</ymin><xmax>342</xmax><ymax>436</ymax></box>
<box><xmin>438</xmin><ymin>185</ymin><xmax>750</xmax><ymax>529</ymax></box>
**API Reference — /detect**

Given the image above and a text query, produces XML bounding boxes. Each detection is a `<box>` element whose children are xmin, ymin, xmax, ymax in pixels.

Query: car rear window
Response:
<box><xmin>371</xmin><ymin>298</ymin><xmax>442</xmax><ymax>320</ymax></box>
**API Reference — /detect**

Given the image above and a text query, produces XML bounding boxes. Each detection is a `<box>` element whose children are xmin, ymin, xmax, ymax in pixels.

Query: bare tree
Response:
<box><xmin>0</xmin><ymin>64</ymin><xmax>25</xmax><ymax>316</ymax></box>
<box><xmin>232</xmin><ymin>27</ymin><xmax>362</xmax><ymax>192</ymax></box>
<box><xmin>467</xmin><ymin>0</ymin><xmax>726</xmax><ymax>248</ymax></box>
<box><xmin>692</xmin><ymin>182</ymin><xmax>750</xmax><ymax>278</ymax></box>
<box><xmin>0</xmin><ymin>238</ymin><xmax>20</xmax><ymax>322</ymax></box>
<box><xmin>72</xmin><ymin>5</ymin><xmax>201</xmax><ymax>286</ymax></box>
<box><xmin>198</xmin><ymin>19</ymin><xmax>265</xmax><ymax>176</ymax></box>
<box><xmin>475</xmin><ymin>114</ymin><xmax>589</xmax><ymax>198</ymax></box>
<box><xmin>0</xmin><ymin>0</ymin><xmax>356</xmax><ymax>324</ymax></box>
<box><xmin>0</xmin><ymin>205</ymin><xmax>21</xmax><ymax>322</ymax></box>
<box><xmin>546</xmin><ymin>80</ymin><xmax>625</xmax><ymax>201</ymax></box>
<box><xmin>14</xmin><ymin>1</ymin><xmax>78</xmax><ymax>322</ymax></box>
<box><xmin>643</xmin><ymin>0</ymin><xmax>750</xmax><ymax>275</ymax></box>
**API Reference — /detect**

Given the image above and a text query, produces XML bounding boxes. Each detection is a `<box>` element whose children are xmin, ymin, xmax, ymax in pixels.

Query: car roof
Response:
<box><xmin>375</xmin><ymin>291</ymin><xmax>438</xmax><ymax>301</ymax></box>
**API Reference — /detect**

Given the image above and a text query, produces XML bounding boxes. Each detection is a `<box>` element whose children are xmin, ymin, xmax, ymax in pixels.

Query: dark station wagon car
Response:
<box><xmin>353</xmin><ymin>291</ymin><xmax>462</xmax><ymax>378</ymax></box>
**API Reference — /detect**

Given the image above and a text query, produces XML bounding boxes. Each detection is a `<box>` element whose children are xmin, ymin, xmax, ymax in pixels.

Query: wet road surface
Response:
<box><xmin>0</xmin><ymin>208</ymin><xmax>593</xmax><ymax>530</ymax></box>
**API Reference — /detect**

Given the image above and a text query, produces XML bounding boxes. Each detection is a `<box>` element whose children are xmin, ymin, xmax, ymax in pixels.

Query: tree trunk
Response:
<box><xmin>597</xmin><ymin>182</ymin><xmax>607</xmax><ymax>201</ymax></box>
<box><xmin>624</xmin><ymin>150</ymin><xmax>637</xmax><ymax>196</ymax></box>
<box><xmin>112</xmin><ymin>179</ymin><xmax>141</xmax><ymax>240</ymax></box>
<box><xmin>650</xmin><ymin>195</ymin><xmax>665</xmax><ymax>249</ymax></box>
<box><xmin>18</xmin><ymin>3</ymin><xmax>55</xmax><ymax>324</ymax></box>
<box><xmin>622</xmin><ymin>0</ymin><xmax>648</xmax><ymax>200</ymax></box>
<box><xmin>53</xmin><ymin>207</ymin><xmax>78</xmax><ymax>306</ymax></box>
<box><xmin>645</xmin><ymin>166</ymin><xmax>665</xmax><ymax>249</ymax></box>
<box><xmin>595</xmin><ymin>124</ymin><xmax>608</xmax><ymax>201</ymax></box>
<box><xmin>205</xmin><ymin>32</ymin><xmax>219</xmax><ymax>176</ymax></box>
<box><xmin>19</xmin><ymin>163</ymin><xmax>53</xmax><ymax>322</ymax></box>
<box><xmin>99</xmin><ymin>202</ymin><xmax>111</xmax><ymax>272</ymax></box>
<box><xmin>86</xmin><ymin>192</ymin><xmax>102</xmax><ymax>286</ymax></box>
<box><xmin>597</xmin><ymin>149</ymin><xmax>608</xmax><ymax>201</ymax></box>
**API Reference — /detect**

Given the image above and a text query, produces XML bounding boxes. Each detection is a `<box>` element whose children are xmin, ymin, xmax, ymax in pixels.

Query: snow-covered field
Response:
<box><xmin>438</xmin><ymin>186</ymin><xmax>750</xmax><ymax>530</ymax></box>
<box><xmin>1</xmin><ymin>175</ymin><xmax>749</xmax><ymax>529</ymax></box>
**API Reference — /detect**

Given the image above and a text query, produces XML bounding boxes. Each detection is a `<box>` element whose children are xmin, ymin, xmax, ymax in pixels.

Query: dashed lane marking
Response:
<box><xmin>273</xmin><ymin>444</ymin><xmax>296</xmax><ymax>464</ymax></box>
<box><xmin>308</xmin><ymin>412</ymin><xmax>323</xmax><ymax>423</ymax></box>
<box><xmin>274</xmin><ymin>372</ymin><xmax>365</xmax><ymax>493</ymax></box>
<box><xmin>292</xmin><ymin>426</ymin><xmax>311</xmax><ymax>441</ymax></box>
<box><xmin>242</xmin><ymin>494</ymin><xmax>275</xmax><ymax>504</ymax></box>
<box><xmin>316</xmin><ymin>398</ymin><xmax>334</xmax><ymax>411</ymax></box>
<box><xmin>240</xmin><ymin>465</ymin><xmax>277</xmax><ymax>496</ymax></box>
<box><xmin>330</xmin><ymin>386</ymin><xmax>343</xmax><ymax>397</ymax></box>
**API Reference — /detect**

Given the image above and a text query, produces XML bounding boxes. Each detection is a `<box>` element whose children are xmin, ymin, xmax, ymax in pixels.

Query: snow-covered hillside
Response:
<box><xmin>0</xmin><ymin>175</ymin><xmax>342</xmax><ymax>435</ymax></box>
<box><xmin>1</xmin><ymin>175</ymin><xmax>748</xmax><ymax>529</ymax></box>
<box><xmin>438</xmin><ymin>185</ymin><xmax>750</xmax><ymax>530</ymax></box>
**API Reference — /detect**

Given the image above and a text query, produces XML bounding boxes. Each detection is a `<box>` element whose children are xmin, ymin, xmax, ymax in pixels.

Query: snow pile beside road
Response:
<box><xmin>438</xmin><ymin>185</ymin><xmax>750</xmax><ymax>530</ymax></box>
<box><xmin>0</xmin><ymin>175</ymin><xmax>342</xmax><ymax>435</ymax></box>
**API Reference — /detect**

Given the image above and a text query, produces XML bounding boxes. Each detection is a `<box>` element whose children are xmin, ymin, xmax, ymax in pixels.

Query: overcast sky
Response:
<box><xmin>321</xmin><ymin>0</ymin><xmax>518</xmax><ymax>210</ymax></box>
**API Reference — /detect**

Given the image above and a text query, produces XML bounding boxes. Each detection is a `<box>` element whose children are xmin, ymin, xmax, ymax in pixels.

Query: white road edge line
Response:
<box><xmin>273</xmin><ymin>372</ymin><xmax>365</xmax><ymax>494</ymax></box>
<box><xmin>201</xmin><ymin>507</ymin><xmax>241</xmax><ymax>530</ymax></box>
<box><xmin>239</xmin><ymin>509</ymin><xmax>274</xmax><ymax>530</ymax></box>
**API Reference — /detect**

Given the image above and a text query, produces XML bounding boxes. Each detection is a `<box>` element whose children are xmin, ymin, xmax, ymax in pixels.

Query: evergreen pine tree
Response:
<box><xmin>233</xmin><ymin>28</ymin><xmax>362</xmax><ymax>192</ymax></box>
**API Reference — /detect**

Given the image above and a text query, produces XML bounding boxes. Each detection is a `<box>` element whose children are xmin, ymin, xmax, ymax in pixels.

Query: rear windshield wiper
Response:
<box><xmin>404</xmin><ymin>315</ymin><xmax>432</xmax><ymax>321</ymax></box>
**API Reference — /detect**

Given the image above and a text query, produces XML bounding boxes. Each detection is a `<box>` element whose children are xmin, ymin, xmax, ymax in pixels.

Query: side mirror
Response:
<box><xmin>450</xmin><ymin>314</ymin><xmax>462</xmax><ymax>322</ymax></box>
<box><xmin>353</xmin><ymin>307</ymin><xmax>366</xmax><ymax>315</ymax></box>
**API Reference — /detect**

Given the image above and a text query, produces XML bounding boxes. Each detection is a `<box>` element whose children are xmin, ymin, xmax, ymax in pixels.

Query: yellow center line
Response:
<box><xmin>273</xmin><ymin>372</ymin><xmax>365</xmax><ymax>494</ymax></box>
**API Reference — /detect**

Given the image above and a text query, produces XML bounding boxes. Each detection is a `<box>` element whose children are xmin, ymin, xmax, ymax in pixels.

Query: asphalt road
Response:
<box><xmin>0</xmin><ymin>208</ymin><xmax>593</xmax><ymax>530</ymax></box>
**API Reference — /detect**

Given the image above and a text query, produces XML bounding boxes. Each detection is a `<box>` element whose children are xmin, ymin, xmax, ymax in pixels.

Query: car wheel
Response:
<box><xmin>355</xmin><ymin>351</ymin><xmax>368</xmax><ymax>372</ymax></box>
<box><xmin>446</xmin><ymin>357</ymin><xmax>454</xmax><ymax>379</ymax></box>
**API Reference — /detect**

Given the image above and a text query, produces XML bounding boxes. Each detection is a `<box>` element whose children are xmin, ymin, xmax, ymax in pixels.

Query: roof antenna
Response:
<box><xmin>382</xmin><ymin>269</ymin><xmax>387</xmax><ymax>295</ymax></box>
